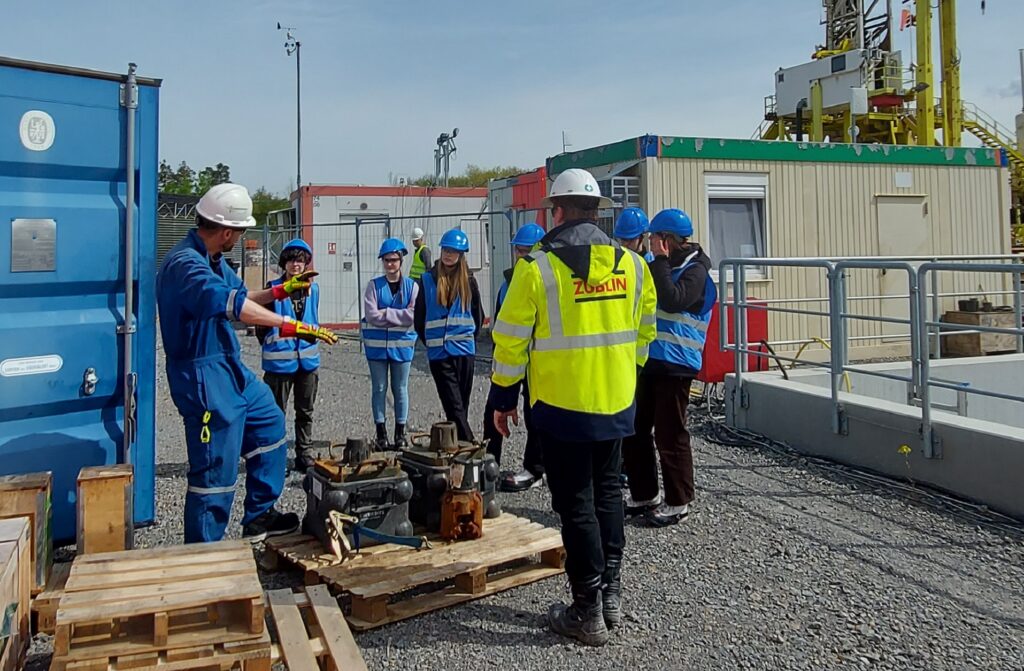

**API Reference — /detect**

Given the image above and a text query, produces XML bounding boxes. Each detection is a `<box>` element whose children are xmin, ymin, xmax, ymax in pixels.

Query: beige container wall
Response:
<box><xmin>640</xmin><ymin>157</ymin><xmax>1012</xmax><ymax>359</ymax></box>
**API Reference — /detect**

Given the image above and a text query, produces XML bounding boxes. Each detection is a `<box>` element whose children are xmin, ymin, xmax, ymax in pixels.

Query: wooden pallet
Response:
<box><xmin>33</xmin><ymin>560</ymin><xmax>71</xmax><ymax>635</ymax></box>
<box><xmin>58</xmin><ymin>631</ymin><xmax>272</xmax><ymax>671</ymax></box>
<box><xmin>266</xmin><ymin>513</ymin><xmax>565</xmax><ymax>631</ymax></box>
<box><xmin>267</xmin><ymin>586</ymin><xmax>367</xmax><ymax>671</ymax></box>
<box><xmin>50</xmin><ymin>541</ymin><xmax>266</xmax><ymax>671</ymax></box>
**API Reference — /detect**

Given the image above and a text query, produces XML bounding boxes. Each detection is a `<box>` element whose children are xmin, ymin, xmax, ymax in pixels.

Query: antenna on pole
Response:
<box><xmin>433</xmin><ymin>128</ymin><xmax>458</xmax><ymax>187</ymax></box>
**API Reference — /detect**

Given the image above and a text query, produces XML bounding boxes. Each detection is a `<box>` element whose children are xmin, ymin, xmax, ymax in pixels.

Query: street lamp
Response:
<box><xmin>278</xmin><ymin>22</ymin><xmax>301</xmax><ymax>232</ymax></box>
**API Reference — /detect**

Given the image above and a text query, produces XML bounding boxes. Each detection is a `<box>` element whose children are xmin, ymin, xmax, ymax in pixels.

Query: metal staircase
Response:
<box><xmin>961</xmin><ymin>102</ymin><xmax>1024</xmax><ymax>181</ymax></box>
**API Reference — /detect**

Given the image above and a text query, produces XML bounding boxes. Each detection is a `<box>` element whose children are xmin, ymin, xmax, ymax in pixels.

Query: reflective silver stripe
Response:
<box><xmin>364</xmin><ymin>339</ymin><xmax>415</xmax><ymax>349</ymax></box>
<box><xmin>532</xmin><ymin>329</ymin><xmax>637</xmax><ymax>352</ymax></box>
<box><xmin>637</xmin><ymin>345</ymin><xmax>649</xmax><ymax>359</ymax></box>
<box><xmin>641</xmin><ymin>313</ymin><xmax>657</xmax><ymax>327</ymax></box>
<box><xmin>447</xmin><ymin>316</ymin><xmax>476</xmax><ymax>327</ymax></box>
<box><xmin>654</xmin><ymin>332</ymin><xmax>705</xmax><ymax>350</ymax></box>
<box><xmin>425</xmin><ymin>318</ymin><xmax>447</xmax><ymax>330</ymax></box>
<box><xmin>426</xmin><ymin>338</ymin><xmax>444</xmax><ymax>347</ymax></box>
<box><xmin>492</xmin><ymin>360</ymin><xmax>527</xmax><ymax>378</ymax></box>
<box><xmin>492</xmin><ymin>319</ymin><xmax>534</xmax><ymax>339</ymax></box>
<box><xmin>244</xmin><ymin>438</ymin><xmax>287</xmax><ymax>460</ymax></box>
<box><xmin>187</xmin><ymin>483</ymin><xmax>236</xmax><ymax>495</ymax></box>
<box><xmin>262</xmin><ymin>350</ymin><xmax>299</xmax><ymax>361</ymax></box>
<box><xmin>533</xmin><ymin>252</ymin><xmax>563</xmax><ymax>337</ymax></box>
<box><xmin>632</xmin><ymin>252</ymin><xmax>643</xmax><ymax>322</ymax></box>
<box><xmin>445</xmin><ymin>333</ymin><xmax>475</xmax><ymax>342</ymax></box>
<box><xmin>225</xmin><ymin>289</ymin><xmax>238</xmax><ymax>319</ymax></box>
<box><xmin>299</xmin><ymin>345</ymin><xmax>320</xmax><ymax>358</ymax></box>
<box><xmin>656</xmin><ymin>310</ymin><xmax>710</xmax><ymax>332</ymax></box>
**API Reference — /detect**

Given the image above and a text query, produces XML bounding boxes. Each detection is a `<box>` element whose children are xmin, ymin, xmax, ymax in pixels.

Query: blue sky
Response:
<box><xmin>3</xmin><ymin>0</ymin><xmax>1022</xmax><ymax>194</ymax></box>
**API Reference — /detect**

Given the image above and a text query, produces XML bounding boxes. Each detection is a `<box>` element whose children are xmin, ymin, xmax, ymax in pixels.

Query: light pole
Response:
<box><xmin>278</xmin><ymin>23</ymin><xmax>301</xmax><ymax>232</ymax></box>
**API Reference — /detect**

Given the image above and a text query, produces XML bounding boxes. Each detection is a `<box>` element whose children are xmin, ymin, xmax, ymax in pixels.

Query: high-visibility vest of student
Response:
<box><xmin>491</xmin><ymin>245</ymin><xmax>657</xmax><ymax>417</ymax></box>
<box><xmin>409</xmin><ymin>245</ymin><xmax>428</xmax><ymax>280</ymax></box>
<box><xmin>361</xmin><ymin>276</ymin><xmax>417</xmax><ymax>362</ymax></box>
<box><xmin>262</xmin><ymin>280</ymin><xmax>321</xmax><ymax>373</ymax></box>
<box><xmin>421</xmin><ymin>272</ymin><xmax>476</xmax><ymax>361</ymax></box>
<box><xmin>648</xmin><ymin>252</ymin><xmax>717</xmax><ymax>371</ymax></box>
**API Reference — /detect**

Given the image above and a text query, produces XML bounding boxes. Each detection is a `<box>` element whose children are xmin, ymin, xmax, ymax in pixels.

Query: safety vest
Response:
<box><xmin>421</xmin><ymin>272</ymin><xmax>476</xmax><ymax>361</ymax></box>
<box><xmin>648</xmin><ymin>253</ymin><xmax>717</xmax><ymax>371</ymax></box>
<box><xmin>491</xmin><ymin>245</ymin><xmax>657</xmax><ymax>417</ymax></box>
<box><xmin>261</xmin><ymin>279</ymin><xmax>321</xmax><ymax>374</ymax></box>
<box><xmin>361</xmin><ymin>276</ymin><xmax>417</xmax><ymax>362</ymax></box>
<box><xmin>410</xmin><ymin>245</ymin><xmax>428</xmax><ymax>280</ymax></box>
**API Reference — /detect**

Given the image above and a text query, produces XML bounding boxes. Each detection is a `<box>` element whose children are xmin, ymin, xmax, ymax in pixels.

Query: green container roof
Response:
<box><xmin>547</xmin><ymin>135</ymin><xmax>1003</xmax><ymax>175</ymax></box>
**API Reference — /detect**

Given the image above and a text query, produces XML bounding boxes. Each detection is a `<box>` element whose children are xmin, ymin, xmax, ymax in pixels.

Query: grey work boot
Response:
<box><xmin>548</xmin><ymin>577</ymin><xmax>609</xmax><ymax>647</ymax></box>
<box><xmin>601</xmin><ymin>557</ymin><xmax>622</xmax><ymax>629</ymax></box>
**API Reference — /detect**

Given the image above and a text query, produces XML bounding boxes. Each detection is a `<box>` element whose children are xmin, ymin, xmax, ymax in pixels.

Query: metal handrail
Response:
<box><xmin>719</xmin><ymin>256</ymin><xmax>1024</xmax><ymax>457</ymax></box>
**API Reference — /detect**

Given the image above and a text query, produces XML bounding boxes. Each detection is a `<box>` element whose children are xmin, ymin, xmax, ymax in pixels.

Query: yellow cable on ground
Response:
<box><xmin>790</xmin><ymin>337</ymin><xmax>852</xmax><ymax>392</ymax></box>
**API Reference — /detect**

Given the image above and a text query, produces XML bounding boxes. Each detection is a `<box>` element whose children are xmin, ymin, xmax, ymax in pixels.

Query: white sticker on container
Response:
<box><xmin>19</xmin><ymin>111</ymin><xmax>56</xmax><ymax>152</ymax></box>
<box><xmin>312</xmin><ymin>477</ymin><xmax>323</xmax><ymax>501</ymax></box>
<box><xmin>894</xmin><ymin>171</ymin><xmax>913</xmax><ymax>189</ymax></box>
<box><xmin>0</xmin><ymin>355</ymin><xmax>63</xmax><ymax>377</ymax></box>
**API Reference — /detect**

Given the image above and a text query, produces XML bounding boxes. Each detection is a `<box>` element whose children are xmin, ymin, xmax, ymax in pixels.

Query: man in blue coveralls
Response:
<box><xmin>157</xmin><ymin>183</ymin><xmax>339</xmax><ymax>543</ymax></box>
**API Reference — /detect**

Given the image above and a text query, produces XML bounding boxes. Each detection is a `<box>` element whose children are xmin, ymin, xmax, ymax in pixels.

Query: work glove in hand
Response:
<box><xmin>272</xmin><ymin>271</ymin><xmax>319</xmax><ymax>300</ymax></box>
<box><xmin>279</xmin><ymin>318</ymin><xmax>339</xmax><ymax>345</ymax></box>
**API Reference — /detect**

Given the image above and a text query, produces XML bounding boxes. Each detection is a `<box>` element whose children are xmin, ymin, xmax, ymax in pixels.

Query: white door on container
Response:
<box><xmin>876</xmin><ymin>195</ymin><xmax>930</xmax><ymax>338</ymax></box>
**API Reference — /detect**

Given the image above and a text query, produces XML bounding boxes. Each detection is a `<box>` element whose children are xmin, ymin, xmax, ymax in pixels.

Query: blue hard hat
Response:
<box><xmin>511</xmin><ymin>223</ymin><xmax>544</xmax><ymax>248</ymax></box>
<box><xmin>439</xmin><ymin>228</ymin><xmax>470</xmax><ymax>253</ymax></box>
<box><xmin>649</xmin><ymin>209</ymin><xmax>694</xmax><ymax>238</ymax></box>
<box><xmin>279</xmin><ymin>238</ymin><xmax>313</xmax><ymax>267</ymax></box>
<box><xmin>378</xmin><ymin>237</ymin><xmax>408</xmax><ymax>258</ymax></box>
<box><xmin>613</xmin><ymin>208</ymin><xmax>649</xmax><ymax>240</ymax></box>
<box><xmin>281</xmin><ymin>238</ymin><xmax>313</xmax><ymax>256</ymax></box>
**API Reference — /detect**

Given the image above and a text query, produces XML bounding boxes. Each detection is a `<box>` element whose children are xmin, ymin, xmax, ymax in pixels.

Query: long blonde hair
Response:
<box><xmin>436</xmin><ymin>255</ymin><xmax>471</xmax><ymax>308</ymax></box>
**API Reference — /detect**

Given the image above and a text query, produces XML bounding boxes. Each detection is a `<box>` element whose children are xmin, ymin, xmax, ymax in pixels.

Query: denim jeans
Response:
<box><xmin>367</xmin><ymin>358</ymin><xmax>411</xmax><ymax>424</ymax></box>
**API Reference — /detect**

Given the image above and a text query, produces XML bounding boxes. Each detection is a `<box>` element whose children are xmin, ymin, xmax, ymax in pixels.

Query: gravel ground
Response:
<box><xmin>26</xmin><ymin>334</ymin><xmax>1024</xmax><ymax>671</ymax></box>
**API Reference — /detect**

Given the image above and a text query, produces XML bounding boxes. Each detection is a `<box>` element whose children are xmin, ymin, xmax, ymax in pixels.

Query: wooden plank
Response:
<box><xmin>66</xmin><ymin>559</ymin><xmax>256</xmax><ymax>590</ymax></box>
<box><xmin>60</xmin><ymin>572</ymin><xmax>261</xmax><ymax>610</ymax></box>
<box><xmin>57</xmin><ymin>577</ymin><xmax>263</xmax><ymax>623</ymax></box>
<box><xmin>346</xmin><ymin>562</ymin><xmax>565</xmax><ymax>631</ymax></box>
<box><xmin>266</xmin><ymin>589</ymin><xmax>319</xmax><ymax>671</ymax></box>
<box><xmin>454</xmin><ymin>568</ymin><xmax>487</xmax><ymax>595</ymax></box>
<box><xmin>32</xmin><ymin>559</ymin><xmax>71</xmax><ymax>634</ymax></box>
<box><xmin>153</xmin><ymin>612</ymin><xmax>168</xmax><ymax>647</ymax></box>
<box><xmin>303</xmin><ymin>585</ymin><xmax>368</xmax><ymax>671</ymax></box>
<box><xmin>71</xmin><ymin>540</ymin><xmax>248</xmax><ymax>564</ymax></box>
<box><xmin>54</xmin><ymin>616</ymin><xmax>260</xmax><ymax>661</ymax></box>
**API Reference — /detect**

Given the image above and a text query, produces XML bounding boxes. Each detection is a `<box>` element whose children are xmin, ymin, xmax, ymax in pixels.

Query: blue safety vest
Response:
<box><xmin>261</xmin><ymin>279</ymin><xmax>321</xmax><ymax>374</ymax></box>
<box><xmin>422</xmin><ymin>272</ymin><xmax>476</xmax><ymax>361</ymax></box>
<box><xmin>648</xmin><ymin>253</ymin><xmax>717</xmax><ymax>371</ymax></box>
<box><xmin>362</xmin><ymin>276</ymin><xmax>417</xmax><ymax>362</ymax></box>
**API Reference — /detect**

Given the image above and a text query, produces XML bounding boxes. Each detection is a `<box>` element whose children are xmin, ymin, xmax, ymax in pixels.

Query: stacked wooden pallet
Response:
<box><xmin>266</xmin><ymin>512</ymin><xmax>565</xmax><ymax>630</ymax></box>
<box><xmin>50</xmin><ymin>541</ymin><xmax>271</xmax><ymax>671</ymax></box>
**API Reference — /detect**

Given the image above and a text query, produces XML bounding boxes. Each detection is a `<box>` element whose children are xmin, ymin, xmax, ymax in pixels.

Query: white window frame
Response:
<box><xmin>704</xmin><ymin>173</ymin><xmax>770</xmax><ymax>281</ymax></box>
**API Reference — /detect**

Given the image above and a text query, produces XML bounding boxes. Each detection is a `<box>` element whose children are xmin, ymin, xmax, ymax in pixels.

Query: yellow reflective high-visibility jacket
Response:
<box><xmin>488</xmin><ymin>221</ymin><xmax>657</xmax><ymax>441</ymax></box>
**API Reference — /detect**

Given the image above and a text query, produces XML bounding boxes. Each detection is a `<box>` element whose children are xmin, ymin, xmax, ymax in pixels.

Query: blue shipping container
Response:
<box><xmin>0</xmin><ymin>57</ymin><xmax>160</xmax><ymax>543</ymax></box>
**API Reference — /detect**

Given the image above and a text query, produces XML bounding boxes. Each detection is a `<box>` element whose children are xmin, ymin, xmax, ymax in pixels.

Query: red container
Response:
<box><xmin>509</xmin><ymin>167</ymin><xmax>547</xmax><ymax>228</ymax></box>
<box><xmin>698</xmin><ymin>298</ymin><xmax>770</xmax><ymax>384</ymax></box>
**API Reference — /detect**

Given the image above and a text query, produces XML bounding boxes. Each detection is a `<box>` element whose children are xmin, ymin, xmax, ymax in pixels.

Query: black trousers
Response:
<box><xmin>540</xmin><ymin>430</ymin><xmax>625</xmax><ymax>587</ymax></box>
<box><xmin>482</xmin><ymin>382</ymin><xmax>543</xmax><ymax>476</ymax></box>
<box><xmin>428</xmin><ymin>355</ymin><xmax>475</xmax><ymax>442</ymax></box>
<box><xmin>622</xmin><ymin>374</ymin><xmax>695</xmax><ymax>506</ymax></box>
<box><xmin>264</xmin><ymin>370</ymin><xmax>319</xmax><ymax>454</ymax></box>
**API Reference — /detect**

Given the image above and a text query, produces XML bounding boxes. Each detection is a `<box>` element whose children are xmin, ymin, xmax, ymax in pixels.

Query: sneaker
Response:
<box><xmin>243</xmin><ymin>508</ymin><xmax>300</xmax><ymax>543</ymax></box>
<box><xmin>624</xmin><ymin>494</ymin><xmax>662</xmax><ymax>517</ymax></box>
<box><xmin>499</xmin><ymin>469</ymin><xmax>543</xmax><ymax>492</ymax></box>
<box><xmin>644</xmin><ymin>502</ymin><xmax>690</xmax><ymax>527</ymax></box>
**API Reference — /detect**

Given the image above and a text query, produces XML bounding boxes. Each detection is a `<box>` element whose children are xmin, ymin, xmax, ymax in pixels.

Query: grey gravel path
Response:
<box><xmin>26</xmin><ymin>335</ymin><xmax>1024</xmax><ymax>671</ymax></box>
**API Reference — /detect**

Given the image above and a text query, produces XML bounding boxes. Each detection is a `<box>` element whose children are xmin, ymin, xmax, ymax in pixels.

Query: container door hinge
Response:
<box><xmin>117</xmin><ymin>323</ymin><xmax>137</xmax><ymax>334</ymax></box>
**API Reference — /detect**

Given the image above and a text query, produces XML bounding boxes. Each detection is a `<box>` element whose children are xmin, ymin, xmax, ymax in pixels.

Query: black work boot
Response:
<box><xmin>292</xmin><ymin>449</ymin><xmax>315</xmax><ymax>473</ymax></box>
<box><xmin>394</xmin><ymin>423</ymin><xmax>408</xmax><ymax>449</ymax></box>
<box><xmin>601</xmin><ymin>557</ymin><xmax>623</xmax><ymax>630</ymax></box>
<box><xmin>374</xmin><ymin>423</ymin><xmax>389</xmax><ymax>451</ymax></box>
<box><xmin>548</xmin><ymin>577</ymin><xmax>609</xmax><ymax>646</ymax></box>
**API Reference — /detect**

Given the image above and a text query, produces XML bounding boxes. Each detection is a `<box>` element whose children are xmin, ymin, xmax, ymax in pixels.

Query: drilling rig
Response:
<box><xmin>755</xmin><ymin>0</ymin><xmax>1024</xmax><ymax>248</ymax></box>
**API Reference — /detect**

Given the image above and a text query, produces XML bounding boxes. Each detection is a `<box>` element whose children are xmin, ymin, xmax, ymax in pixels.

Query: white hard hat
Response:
<box><xmin>196</xmin><ymin>183</ymin><xmax>257</xmax><ymax>229</ymax></box>
<box><xmin>540</xmin><ymin>168</ymin><xmax>614</xmax><ymax>209</ymax></box>
<box><xmin>412</xmin><ymin>227</ymin><xmax>425</xmax><ymax>240</ymax></box>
